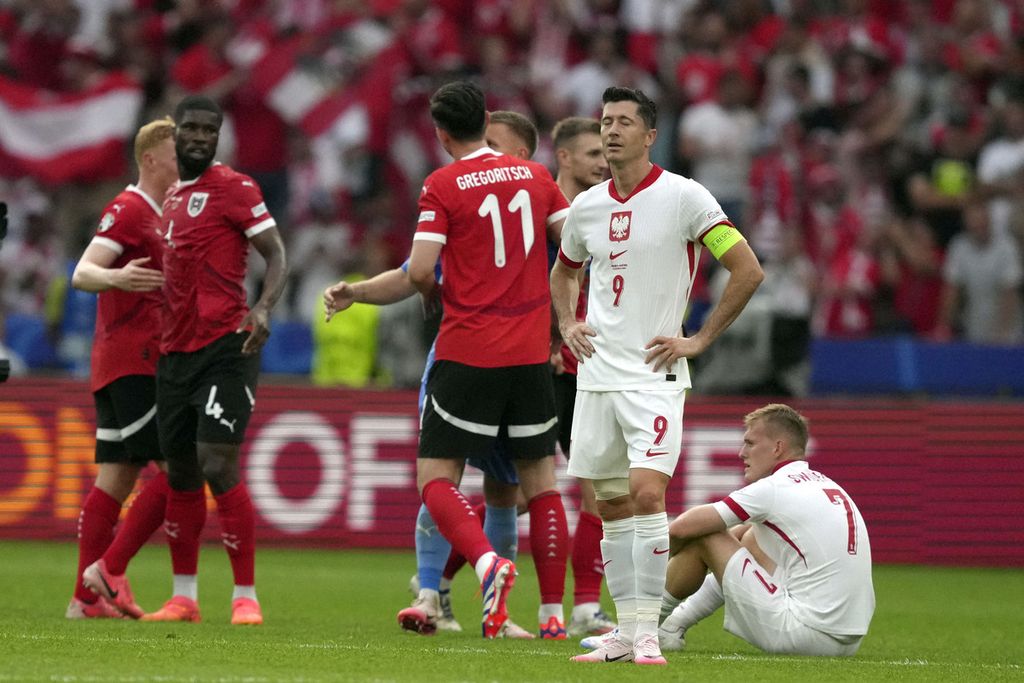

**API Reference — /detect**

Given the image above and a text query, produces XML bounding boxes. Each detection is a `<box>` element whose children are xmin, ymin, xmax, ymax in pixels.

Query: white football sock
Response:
<box><xmin>572</xmin><ymin>601</ymin><xmax>603</xmax><ymax>621</ymax></box>
<box><xmin>660</xmin><ymin>588</ymin><xmax>683</xmax><ymax>623</ymax></box>
<box><xmin>665</xmin><ymin>573</ymin><xmax>724</xmax><ymax>631</ymax></box>
<box><xmin>232</xmin><ymin>585</ymin><xmax>257</xmax><ymax>601</ymax></box>
<box><xmin>538</xmin><ymin>603</ymin><xmax>564</xmax><ymax>622</ymax></box>
<box><xmin>633</xmin><ymin>512</ymin><xmax>669</xmax><ymax>640</ymax></box>
<box><xmin>172</xmin><ymin>574</ymin><xmax>197</xmax><ymax>601</ymax></box>
<box><xmin>600</xmin><ymin>516</ymin><xmax>636</xmax><ymax>642</ymax></box>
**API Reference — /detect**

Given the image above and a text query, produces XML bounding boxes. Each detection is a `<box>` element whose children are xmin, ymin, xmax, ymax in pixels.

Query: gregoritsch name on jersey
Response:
<box><xmin>414</xmin><ymin>147</ymin><xmax>569</xmax><ymax>367</ymax></box>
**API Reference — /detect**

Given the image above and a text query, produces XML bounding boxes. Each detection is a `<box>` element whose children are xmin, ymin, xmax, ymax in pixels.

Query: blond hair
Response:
<box><xmin>744</xmin><ymin>403</ymin><xmax>809</xmax><ymax>454</ymax></box>
<box><xmin>134</xmin><ymin>116</ymin><xmax>175</xmax><ymax>166</ymax></box>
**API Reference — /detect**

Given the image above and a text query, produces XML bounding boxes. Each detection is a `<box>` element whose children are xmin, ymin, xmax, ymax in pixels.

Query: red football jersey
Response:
<box><xmin>89</xmin><ymin>185</ymin><xmax>164</xmax><ymax>391</ymax></box>
<box><xmin>415</xmin><ymin>148</ymin><xmax>569</xmax><ymax>367</ymax></box>
<box><xmin>160</xmin><ymin>163</ymin><xmax>276</xmax><ymax>353</ymax></box>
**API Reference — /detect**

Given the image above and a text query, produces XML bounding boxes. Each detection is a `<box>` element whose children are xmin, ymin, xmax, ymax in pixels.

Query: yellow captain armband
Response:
<box><xmin>702</xmin><ymin>223</ymin><xmax>745</xmax><ymax>260</ymax></box>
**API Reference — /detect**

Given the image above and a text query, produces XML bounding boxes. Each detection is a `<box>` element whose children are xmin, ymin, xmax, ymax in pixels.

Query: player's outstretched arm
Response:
<box><xmin>323</xmin><ymin>268</ymin><xmax>417</xmax><ymax>322</ymax></box>
<box><xmin>71</xmin><ymin>243</ymin><xmax>164</xmax><ymax>293</ymax></box>
<box><xmin>408</xmin><ymin>239</ymin><xmax>442</xmax><ymax>317</ymax></box>
<box><xmin>239</xmin><ymin>226</ymin><xmax>288</xmax><ymax>355</ymax></box>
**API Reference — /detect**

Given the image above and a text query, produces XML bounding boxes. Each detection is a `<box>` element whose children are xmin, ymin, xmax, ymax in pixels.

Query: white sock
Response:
<box><xmin>632</xmin><ymin>512</ymin><xmax>669</xmax><ymax>640</ymax></box>
<box><xmin>660</xmin><ymin>588</ymin><xmax>683</xmax><ymax>623</ymax></box>
<box><xmin>232</xmin><ymin>585</ymin><xmax>257</xmax><ymax>601</ymax></box>
<box><xmin>172</xmin><ymin>574</ymin><xmax>197</xmax><ymax>601</ymax></box>
<box><xmin>473</xmin><ymin>551</ymin><xmax>499</xmax><ymax>583</ymax></box>
<box><xmin>572</xmin><ymin>601</ymin><xmax>602</xmax><ymax>621</ymax></box>
<box><xmin>538</xmin><ymin>603</ymin><xmax>564</xmax><ymax>623</ymax></box>
<box><xmin>418</xmin><ymin>588</ymin><xmax>439</xmax><ymax>602</ymax></box>
<box><xmin>601</xmin><ymin>516</ymin><xmax>636</xmax><ymax>642</ymax></box>
<box><xmin>665</xmin><ymin>573</ymin><xmax>724</xmax><ymax>631</ymax></box>
<box><xmin>439</xmin><ymin>577</ymin><xmax>452</xmax><ymax>592</ymax></box>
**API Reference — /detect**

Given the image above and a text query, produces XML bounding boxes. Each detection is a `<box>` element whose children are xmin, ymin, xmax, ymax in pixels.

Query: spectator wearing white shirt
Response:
<box><xmin>678</xmin><ymin>69</ymin><xmax>759</xmax><ymax>223</ymax></box>
<box><xmin>937</xmin><ymin>196</ymin><xmax>1023</xmax><ymax>345</ymax></box>
<box><xmin>976</xmin><ymin>95</ymin><xmax>1024</xmax><ymax>242</ymax></box>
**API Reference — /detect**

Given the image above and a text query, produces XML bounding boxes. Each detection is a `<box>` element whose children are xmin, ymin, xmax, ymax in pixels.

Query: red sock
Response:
<box><xmin>528</xmin><ymin>490</ymin><xmax>569</xmax><ymax>604</ymax></box>
<box><xmin>422</xmin><ymin>479</ymin><xmax>493</xmax><ymax>568</ymax></box>
<box><xmin>165</xmin><ymin>488</ymin><xmax>207</xmax><ymax>576</ymax></box>
<box><xmin>441</xmin><ymin>502</ymin><xmax>486</xmax><ymax>581</ymax></box>
<box><xmin>103</xmin><ymin>471</ymin><xmax>170</xmax><ymax>575</ymax></box>
<box><xmin>215</xmin><ymin>483</ymin><xmax>256</xmax><ymax>586</ymax></box>
<box><xmin>74</xmin><ymin>487</ymin><xmax>122</xmax><ymax>602</ymax></box>
<box><xmin>572</xmin><ymin>511</ymin><xmax>604</xmax><ymax>604</ymax></box>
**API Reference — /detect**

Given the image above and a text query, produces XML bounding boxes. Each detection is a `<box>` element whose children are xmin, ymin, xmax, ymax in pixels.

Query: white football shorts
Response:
<box><xmin>721</xmin><ymin>548</ymin><xmax>863</xmax><ymax>656</ymax></box>
<box><xmin>566</xmin><ymin>388</ymin><xmax>685</xmax><ymax>480</ymax></box>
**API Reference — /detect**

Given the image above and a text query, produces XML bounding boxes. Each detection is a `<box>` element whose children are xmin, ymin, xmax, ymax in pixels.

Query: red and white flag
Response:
<box><xmin>248</xmin><ymin>36</ymin><xmax>332</xmax><ymax>128</ymax></box>
<box><xmin>0</xmin><ymin>73</ymin><xmax>143</xmax><ymax>185</ymax></box>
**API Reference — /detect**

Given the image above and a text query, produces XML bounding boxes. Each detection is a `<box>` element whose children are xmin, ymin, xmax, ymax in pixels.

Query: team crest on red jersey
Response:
<box><xmin>609</xmin><ymin>211</ymin><xmax>631</xmax><ymax>242</ymax></box>
<box><xmin>187</xmin><ymin>192</ymin><xmax>209</xmax><ymax>217</ymax></box>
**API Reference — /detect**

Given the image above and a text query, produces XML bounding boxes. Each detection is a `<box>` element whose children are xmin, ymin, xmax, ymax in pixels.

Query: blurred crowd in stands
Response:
<box><xmin>0</xmin><ymin>0</ymin><xmax>1022</xmax><ymax>394</ymax></box>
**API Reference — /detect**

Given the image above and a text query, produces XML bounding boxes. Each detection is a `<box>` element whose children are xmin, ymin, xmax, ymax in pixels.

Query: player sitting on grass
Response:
<box><xmin>650</xmin><ymin>404</ymin><xmax>874</xmax><ymax>656</ymax></box>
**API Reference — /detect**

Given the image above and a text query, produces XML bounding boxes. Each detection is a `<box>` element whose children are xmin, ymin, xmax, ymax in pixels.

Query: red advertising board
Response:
<box><xmin>1</xmin><ymin>378</ymin><xmax>1022</xmax><ymax>567</ymax></box>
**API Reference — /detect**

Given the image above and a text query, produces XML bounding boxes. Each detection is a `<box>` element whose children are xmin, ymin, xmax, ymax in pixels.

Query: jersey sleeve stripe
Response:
<box><xmin>558</xmin><ymin>248</ymin><xmax>584</xmax><ymax>269</ymax></box>
<box><xmin>722</xmin><ymin>495</ymin><xmax>750</xmax><ymax>521</ymax></box>
<box><xmin>91</xmin><ymin>236</ymin><xmax>125</xmax><ymax>255</ymax></box>
<box><xmin>547</xmin><ymin>207</ymin><xmax>569</xmax><ymax>225</ymax></box>
<box><xmin>244</xmin><ymin>218</ymin><xmax>276</xmax><ymax>238</ymax></box>
<box><xmin>414</xmin><ymin>232</ymin><xmax>447</xmax><ymax>244</ymax></box>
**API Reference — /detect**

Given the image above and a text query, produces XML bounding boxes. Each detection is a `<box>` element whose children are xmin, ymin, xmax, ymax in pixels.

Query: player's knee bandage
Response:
<box><xmin>592</xmin><ymin>477</ymin><xmax>630</xmax><ymax>501</ymax></box>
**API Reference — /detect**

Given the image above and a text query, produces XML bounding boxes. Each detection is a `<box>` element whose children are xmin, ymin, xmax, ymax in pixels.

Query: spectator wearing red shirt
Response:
<box><xmin>812</xmin><ymin>180</ymin><xmax>881</xmax><ymax>338</ymax></box>
<box><xmin>6</xmin><ymin>0</ymin><xmax>79</xmax><ymax>89</ymax></box>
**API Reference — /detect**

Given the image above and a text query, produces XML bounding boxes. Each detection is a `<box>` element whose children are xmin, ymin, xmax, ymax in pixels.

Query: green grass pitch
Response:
<box><xmin>0</xmin><ymin>540</ymin><xmax>1021</xmax><ymax>682</ymax></box>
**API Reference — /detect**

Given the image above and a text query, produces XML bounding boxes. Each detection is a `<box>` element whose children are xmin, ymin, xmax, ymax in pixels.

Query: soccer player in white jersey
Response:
<box><xmin>658</xmin><ymin>404</ymin><xmax>875</xmax><ymax>656</ymax></box>
<box><xmin>551</xmin><ymin>86</ymin><xmax>763</xmax><ymax>665</ymax></box>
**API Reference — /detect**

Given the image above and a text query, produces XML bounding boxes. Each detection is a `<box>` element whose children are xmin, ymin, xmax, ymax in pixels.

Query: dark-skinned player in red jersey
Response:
<box><xmin>134</xmin><ymin>95</ymin><xmax>287</xmax><ymax>625</ymax></box>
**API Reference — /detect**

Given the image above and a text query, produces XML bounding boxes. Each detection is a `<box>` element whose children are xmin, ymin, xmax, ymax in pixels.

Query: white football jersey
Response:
<box><xmin>714</xmin><ymin>461</ymin><xmax>875</xmax><ymax>637</ymax></box>
<box><xmin>559</xmin><ymin>165</ymin><xmax>728</xmax><ymax>390</ymax></box>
